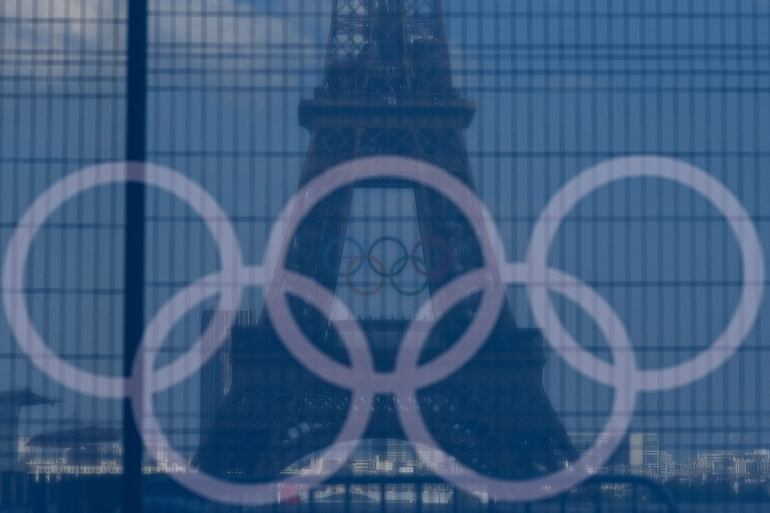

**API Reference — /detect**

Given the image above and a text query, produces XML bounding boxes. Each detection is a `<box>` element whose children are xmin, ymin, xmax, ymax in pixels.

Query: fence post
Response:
<box><xmin>345</xmin><ymin>482</ymin><xmax>352</xmax><ymax>513</ymax></box>
<box><xmin>416</xmin><ymin>483</ymin><xmax>423</xmax><ymax>513</ymax></box>
<box><xmin>380</xmin><ymin>482</ymin><xmax>386</xmax><ymax>513</ymax></box>
<box><xmin>123</xmin><ymin>0</ymin><xmax>148</xmax><ymax>512</ymax></box>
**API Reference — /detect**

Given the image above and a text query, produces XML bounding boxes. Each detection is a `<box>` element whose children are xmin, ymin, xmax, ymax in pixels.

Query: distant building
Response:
<box><xmin>386</xmin><ymin>439</ymin><xmax>410</xmax><ymax>467</ymax></box>
<box><xmin>659</xmin><ymin>451</ymin><xmax>676</xmax><ymax>480</ymax></box>
<box><xmin>696</xmin><ymin>451</ymin><xmax>736</xmax><ymax>479</ymax></box>
<box><xmin>569</xmin><ymin>432</ymin><xmax>660</xmax><ymax>474</ymax></box>
<box><xmin>351</xmin><ymin>457</ymin><xmax>373</xmax><ymax>475</ymax></box>
<box><xmin>374</xmin><ymin>456</ymin><xmax>394</xmax><ymax>473</ymax></box>
<box><xmin>569</xmin><ymin>432</ymin><xmax>630</xmax><ymax>468</ymax></box>
<box><xmin>26</xmin><ymin>426</ymin><xmax>120</xmax><ymax>466</ymax></box>
<box><xmin>629</xmin><ymin>433</ymin><xmax>660</xmax><ymax>472</ymax></box>
<box><xmin>744</xmin><ymin>449</ymin><xmax>770</xmax><ymax>477</ymax></box>
<box><xmin>0</xmin><ymin>389</ymin><xmax>56</xmax><ymax>471</ymax></box>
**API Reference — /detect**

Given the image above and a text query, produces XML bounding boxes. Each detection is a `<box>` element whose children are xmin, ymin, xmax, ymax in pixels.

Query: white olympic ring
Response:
<box><xmin>263</xmin><ymin>157</ymin><xmax>506</xmax><ymax>394</ymax></box>
<box><xmin>1</xmin><ymin>155</ymin><xmax>764</xmax><ymax>505</ymax></box>
<box><xmin>523</xmin><ymin>155</ymin><xmax>766</xmax><ymax>392</ymax></box>
<box><xmin>1</xmin><ymin>162</ymin><xmax>244</xmax><ymax>399</ymax></box>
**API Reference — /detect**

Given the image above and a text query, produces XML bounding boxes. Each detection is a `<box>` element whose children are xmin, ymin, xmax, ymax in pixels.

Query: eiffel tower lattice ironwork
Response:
<box><xmin>195</xmin><ymin>0</ymin><xmax>576</xmax><ymax>483</ymax></box>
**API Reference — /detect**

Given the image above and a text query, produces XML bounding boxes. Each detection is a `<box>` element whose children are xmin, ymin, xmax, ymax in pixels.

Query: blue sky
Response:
<box><xmin>1</xmin><ymin>0</ymin><xmax>770</xmax><ymax>460</ymax></box>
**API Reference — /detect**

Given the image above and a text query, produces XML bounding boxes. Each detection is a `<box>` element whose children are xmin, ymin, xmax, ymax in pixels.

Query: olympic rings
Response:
<box><xmin>0</xmin><ymin>162</ymin><xmax>375</xmax><ymax>505</ymax></box>
<box><xmin>395</xmin><ymin>264</ymin><xmax>638</xmax><ymax>502</ymax></box>
<box><xmin>389</xmin><ymin>255</ymin><xmax>431</xmax><ymax>297</ymax></box>
<box><xmin>263</xmin><ymin>156</ymin><xmax>506</xmax><ymax>394</ymax></box>
<box><xmin>2</xmin><ymin>155</ymin><xmax>764</xmax><ymax>506</ymax></box>
<box><xmin>323</xmin><ymin>236</ymin><xmax>365</xmax><ymax>277</ymax></box>
<box><xmin>322</xmin><ymin>235</ymin><xmax>454</xmax><ymax>295</ymax></box>
<box><xmin>132</xmin><ymin>267</ymin><xmax>374</xmax><ymax>506</ymax></box>
<box><xmin>367</xmin><ymin>236</ymin><xmax>410</xmax><ymax>277</ymax></box>
<box><xmin>345</xmin><ymin>255</ymin><xmax>387</xmax><ymax>296</ymax></box>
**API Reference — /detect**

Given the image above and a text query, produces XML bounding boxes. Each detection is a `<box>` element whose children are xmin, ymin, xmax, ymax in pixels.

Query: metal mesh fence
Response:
<box><xmin>1</xmin><ymin>1</ymin><xmax>769</xmax><ymax>512</ymax></box>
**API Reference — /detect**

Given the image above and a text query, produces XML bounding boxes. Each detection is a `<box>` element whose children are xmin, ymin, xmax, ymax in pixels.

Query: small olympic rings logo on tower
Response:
<box><xmin>1</xmin><ymin>156</ymin><xmax>765</xmax><ymax>506</ymax></box>
<box><xmin>323</xmin><ymin>235</ymin><xmax>454</xmax><ymax>296</ymax></box>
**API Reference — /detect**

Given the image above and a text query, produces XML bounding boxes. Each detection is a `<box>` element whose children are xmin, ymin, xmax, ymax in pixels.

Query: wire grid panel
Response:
<box><xmin>1</xmin><ymin>1</ymin><xmax>770</xmax><ymax>512</ymax></box>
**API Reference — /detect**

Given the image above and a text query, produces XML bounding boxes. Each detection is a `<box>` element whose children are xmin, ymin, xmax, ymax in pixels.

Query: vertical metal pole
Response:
<box><xmin>380</xmin><ymin>483</ymin><xmax>386</xmax><ymax>513</ymax></box>
<box><xmin>594</xmin><ymin>484</ymin><xmax>603</xmax><ymax>513</ymax></box>
<box><xmin>344</xmin><ymin>482</ymin><xmax>352</xmax><ymax>513</ymax></box>
<box><xmin>124</xmin><ymin>0</ymin><xmax>148</xmax><ymax>512</ymax></box>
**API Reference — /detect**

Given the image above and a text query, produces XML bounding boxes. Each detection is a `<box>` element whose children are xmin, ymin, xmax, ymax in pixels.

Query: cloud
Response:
<box><xmin>1</xmin><ymin>0</ymin><xmax>118</xmax><ymax>75</ymax></box>
<box><xmin>0</xmin><ymin>0</ymin><xmax>320</xmax><ymax>82</ymax></box>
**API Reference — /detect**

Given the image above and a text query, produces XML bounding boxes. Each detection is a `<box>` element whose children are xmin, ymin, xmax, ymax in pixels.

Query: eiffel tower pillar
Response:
<box><xmin>196</xmin><ymin>0</ymin><xmax>575</xmax><ymax>483</ymax></box>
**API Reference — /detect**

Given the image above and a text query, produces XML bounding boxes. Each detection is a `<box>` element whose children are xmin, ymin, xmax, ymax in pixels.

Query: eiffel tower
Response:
<box><xmin>195</xmin><ymin>0</ymin><xmax>575</xmax><ymax>484</ymax></box>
